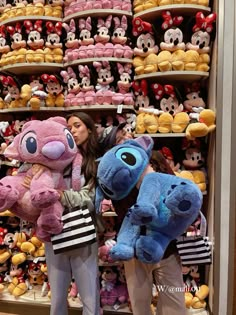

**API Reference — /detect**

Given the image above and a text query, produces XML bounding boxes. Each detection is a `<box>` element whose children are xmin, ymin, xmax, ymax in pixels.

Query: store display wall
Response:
<box><xmin>0</xmin><ymin>0</ymin><xmax>218</xmax><ymax>314</ymax></box>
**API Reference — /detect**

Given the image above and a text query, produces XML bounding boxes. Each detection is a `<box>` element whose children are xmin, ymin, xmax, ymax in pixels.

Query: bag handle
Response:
<box><xmin>199</xmin><ymin>211</ymin><xmax>207</xmax><ymax>237</ymax></box>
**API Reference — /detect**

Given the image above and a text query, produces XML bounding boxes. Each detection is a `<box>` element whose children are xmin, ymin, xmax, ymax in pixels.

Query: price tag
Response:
<box><xmin>117</xmin><ymin>104</ymin><xmax>123</xmax><ymax>114</ymax></box>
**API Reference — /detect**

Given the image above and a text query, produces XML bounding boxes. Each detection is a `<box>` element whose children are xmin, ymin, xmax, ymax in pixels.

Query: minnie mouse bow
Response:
<box><xmin>132</xmin><ymin>17</ymin><xmax>153</xmax><ymax>36</ymax></box>
<box><xmin>46</xmin><ymin>21</ymin><xmax>63</xmax><ymax>35</ymax></box>
<box><xmin>151</xmin><ymin>83</ymin><xmax>175</xmax><ymax>100</ymax></box>
<box><xmin>193</xmin><ymin>12</ymin><xmax>217</xmax><ymax>33</ymax></box>
<box><xmin>41</xmin><ymin>74</ymin><xmax>60</xmax><ymax>84</ymax></box>
<box><xmin>161</xmin><ymin>11</ymin><xmax>183</xmax><ymax>30</ymax></box>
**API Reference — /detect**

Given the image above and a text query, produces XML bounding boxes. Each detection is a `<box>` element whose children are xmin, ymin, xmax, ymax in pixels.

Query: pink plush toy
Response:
<box><xmin>94</xmin><ymin>15</ymin><xmax>113</xmax><ymax>58</ymax></box>
<box><xmin>62</xmin><ymin>19</ymin><xmax>79</xmax><ymax>63</ymax></box>
<box><xmin>0</xmin><ymin>117</ymin><xmax>83</xmax><ymax>241</ymax></box>
<box><xmin>112</xmin><ymin>63</ymin><xmax>134</xmax><ymax>106</ymax></box>
<box><xmin>111</xmin><ymin>16</ymin><xmax>133</xmax><ymax>59</ymax></box>
<box><xmin>60</xmin><ymin>67</ymin><xmax>81</xmax><ymax>106</ymax></box>
<box><xmin>93</xmin><ymin>61</ymin><xmax>114</xmax><ymax>105</ymax></box>
<box><xmin>77</xmin><ymin>17</ymin><xmax>95</xmax><ymax>59</ymax></box>
<box><xmin>78</xmin><ymin>65</ymin><xmax>96</xmax><ymax>105</ymax></box>
<box><xmin>100</xmin><ymin>267</ymin><xmax>119</xmax><ymax>307</ymax></box>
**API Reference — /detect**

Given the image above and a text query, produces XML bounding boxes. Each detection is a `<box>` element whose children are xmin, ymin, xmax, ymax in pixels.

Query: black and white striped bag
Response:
<box><xmin>176</xmin><ymin>212</ymin><xmax>212</xmax><ymax>266</ymax></box>
<box><xmin>51</xmin><ymin>202</ymin><xmax>97</xmax><ymax>255</ymax></box>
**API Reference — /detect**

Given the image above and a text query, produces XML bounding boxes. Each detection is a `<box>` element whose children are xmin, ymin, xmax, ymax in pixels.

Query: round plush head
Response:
<box><xmin>4</xmin><ymin>116</ymin><xmax>78</xmax><ymax>170</ymax></box>
<box><xmin>97</xmin><ymin>135</ymin><xmax>154</xmax><ymax>200</ymax></box>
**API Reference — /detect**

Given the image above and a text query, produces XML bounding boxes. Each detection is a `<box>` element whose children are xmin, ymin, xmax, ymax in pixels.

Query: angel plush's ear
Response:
<box><xmin>95</xmin><ymin>186</ymin><xmax>105</xmax><ymax>213</ymax></box>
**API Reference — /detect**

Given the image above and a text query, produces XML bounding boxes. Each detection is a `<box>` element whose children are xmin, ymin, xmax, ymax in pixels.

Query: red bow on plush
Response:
<box><xmin>161</xmin><ymin>11</ymin><xmax>183</xmax><ymax>30</ymax></box>
<box><xmin>151</xmin><ymin>83</ymin><xmax>175</xmax><ymax>100</ymax></box>
<box><xmin>41</xmin><ymin>74</ymin><xmax>60</xmax><ymax>84</ymax></box>
<box><xmin>132</xmin><ymin>79</ymin><xmax>148</xmax><ymax>96</ymax></box>
<box><xmin>7</xmin><ymin>22</ymin><xmax>22</xmax><ymax>37</ymax></box>
<box><xmin>46</xmin><ymin>21</ymin><xmax>63</xmax><ymax>35</ymax></box>
<box><xmin>160</xmin><ymin>147</ymin><xmax>174</xmax><ymax>160</ymax></box>
<box><xmin>24</xmin><ymin>20</ymin><xmax>43</xmax><ymax>34</ymax></box>
<box><xmin>193</xmin><ymin>12</ymin><xmax>217</xmax><ymax>33</ymax></box>
<box><xmin>0</xmin><ymin>25</ymin><xmax>6</xmax><ymax>38</ymax></box>
<box><xmin>132</xmin><ymin>17</ymin><xmax>153</xmax><ymax>36</ymax></box>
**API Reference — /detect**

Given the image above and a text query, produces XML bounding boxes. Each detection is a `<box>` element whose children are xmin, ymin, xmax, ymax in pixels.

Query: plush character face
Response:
<box><xmin>97</xmin><ymin>136</ymin><xmax>153</xmax><ymax>200</ymax></box>
<box><xmin>4</xmin><ymin>117</ymin><xmax>77</xmax><ymax>171</ymax></box>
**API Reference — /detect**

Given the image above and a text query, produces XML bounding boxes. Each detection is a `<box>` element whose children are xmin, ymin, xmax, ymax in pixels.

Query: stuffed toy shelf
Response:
<box><xmin>0</xmin><ymin>105</ymin><xmax>134</xmax><ymax>113</ymax></box>
<box><xmin>134</xmin><ymin>71</ymin><xmax>209</xmax><ymax>83</ymax></box>
<box><xmin>0</xmin><ymin>63</ymin><xmax>63</xmax><ymax>75</ymax></box>
<box><xmin>64</xmin><ymin>58</ymin><xmax>133</xmax><ymax>68</ymax></box>
<box><xmin>134</xmin><ymin>132</ymin><xmax>186</xmax><ymax>137</ymax></box>
<box><xmin>0</xmin><ymin>16</ymin><xmax>62</xmax><ymax>27</ymax></box>
<box><xmin>133</xmin><ymin>4</ymin><xmax>211</xmax><ymax>21</ymax></box>
<box><xmin>63</xmin><ymin>9</ymin><xmax>132</xmax><ymax>23</ymax></box>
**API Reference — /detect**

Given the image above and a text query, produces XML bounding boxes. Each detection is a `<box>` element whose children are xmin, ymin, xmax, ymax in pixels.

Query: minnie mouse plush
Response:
<box><xmin>151</xmin><ymin>83</ymin><xmax>189</xmax><ymax>133</ymax></box>
<box><xmin>62</xmin><ymin>19</ymin><xmax>79</xmax><ymax>63</ymax></box>
<box><xmin>77</xmin><ymin>17</ymin><xmax>95</xmax><ymax>59</ymax></box>
<box><xmin>159</xmin><ymin>11</ymin><xmax>186</xmax><ymax>71</ymax></box>
<box><xmin>93</xmin><ymin>61</ymin><xmax>114</xmax><ymax>105</ymax></box>
<box><xmin>24</xmin><ymin>20</ymin><xmax>44</xmax><ymax>63</ymax></box>
<box><xmin>6</xmin><ymin>22</ymin><xmax>27</xmax><ymax>64</ymax></box>
<box><xmin>78</xmin><ymin>64</ymin><xmax>96</xmax><ymax>105</ymax></box>
<box><xmin>185</xmin><ymin>12</ymin><xmax>216</xmax><ymax>72</ymax></box>
<box><xmin>132</xmin><ymin>17</ymin><xmax>159</xmax><ymax>75</ymax></box>
<box><xmin>111</xmin><ymin>15</ymin><xmax>133</xmax><ymax>59</ymax></box>
<box><xmin>0</xmin><ymin>25</ymin><xmax>10</xmax><ymax>67</ymax></box>
<box><xmin>60</xmin><ymin>67</ymin><xmax>80</xmax><ymax>107</ymax></box>
<box><xmin>41</xmin><ymin>74</ymin><xmax>64</xmax><ymax>107</ymax></box>
<box><xmin>44</xmin><ymin>21</ymin><xmax>63</xmax><ymax>63</ymax></box>
<box><xmin>94</xmin><ymin>15</ymin><xmax>113</xmax><ymax>58</ymax></box>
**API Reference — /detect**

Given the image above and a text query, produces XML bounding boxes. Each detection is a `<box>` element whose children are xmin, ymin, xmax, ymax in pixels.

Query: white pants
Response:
<box><xmin>45</xmin><ymin>242</ymin><xmax>100</xmax><ymax>315</ymax></box>
<box><xmin>124</xmin><ymin>254</ymin><xmax>187</xmax><ymax>315</ymax></box>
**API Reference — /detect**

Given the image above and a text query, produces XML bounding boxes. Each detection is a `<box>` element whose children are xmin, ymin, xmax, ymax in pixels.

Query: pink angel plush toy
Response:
<box><xmin>0</xmin><ymin>117</ymin><xmax>82</xmax><ymax>241</ymax></box>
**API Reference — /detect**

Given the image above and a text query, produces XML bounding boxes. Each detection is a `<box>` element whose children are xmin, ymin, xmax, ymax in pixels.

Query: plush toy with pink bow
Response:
<box><xmin>78</xmin><ymin>64</ymin><xmax>96</xmax><ymax>105</ymax></box>
<box><xmin>0</xmin><ymin>117</ymin><xmax>83</xmax><ymax>241</ymax></box>
<box><xmin>185</xmin><ymin>12</ymin><xmax>217</xmax><ymax>72</ymax></box>
<box><xmin>60</xmin><ymin>67</ymin><xmax>80</xmax><ymax>107</ymax></box>
<box><xmin>93</xmin><ymin>61</ymin><xmax>114</xmax><ymax>105</ymax></box>
<box><xmin>94</xmin><ymin>15</ymin><xmax>113</xmax><ymax>58</ymax></box>
<box><xmin>63</xmin><ymin>19</ymin><xmax>79</xmax><ymax>63</ymax></box>
<box><xmin>24</xmin><ymin>20</ymin><xmax>44</xmax><ymax>63</ymax></box>
<box><xmin>77</xmin><ymin>17</ymin><xmax>95</xmax><ymax>59</ymax></box>
<box><xmin>112</xmin><ymin>63</ymin><xmax>134</xmax><ymax>106</ymax></box>
<box><xmin>111</xmin><ymin>15</ymin><xmax>133</xmax><ymax>59</ymax></box>
<box><xmin>44</xmin><ymin>21</ymin><xmax>63</xmax><ymax>63</ymax></box>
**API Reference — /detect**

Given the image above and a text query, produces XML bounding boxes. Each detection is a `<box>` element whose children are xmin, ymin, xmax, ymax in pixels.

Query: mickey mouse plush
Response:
<box><xmin>96</xmin><ymin>135</ymin><xmax>202</xmax><ymax>263</ymax></box>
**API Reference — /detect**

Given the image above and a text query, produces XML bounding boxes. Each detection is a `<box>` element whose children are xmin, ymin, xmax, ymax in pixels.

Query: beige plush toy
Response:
<box><xmin>185</xmin><ymin>109</ymin><xmax>216</xmax><ymax>140</ymax></box>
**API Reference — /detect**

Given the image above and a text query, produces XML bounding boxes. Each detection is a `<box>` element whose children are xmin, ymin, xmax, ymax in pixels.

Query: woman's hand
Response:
<box><xmin>22</xmin><ymin>164</ymin><xmax>49</xmax><ymax>189</ymax></box>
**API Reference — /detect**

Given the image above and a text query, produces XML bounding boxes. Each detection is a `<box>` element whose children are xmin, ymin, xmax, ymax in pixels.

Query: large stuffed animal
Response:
<box><xmin>96</xmin><ymin>136</ymin><xmax>202</xmax><ymax>264</ymax></box>
<box><xmin>0</xmin><ymin>117</ymin><xmax>82</xmax><ymax>241</ymax></box>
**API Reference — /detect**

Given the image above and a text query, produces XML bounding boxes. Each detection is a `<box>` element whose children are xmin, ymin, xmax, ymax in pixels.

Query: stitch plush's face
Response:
<box><xmin>4</xmin><ymin>117</ymin><xmax>78</xmax><ymax>171</ymax></box>
<box><xmin>97</xmin><ymin>137</ymin><xmax>152</xmax><ymax>200</ymax></box>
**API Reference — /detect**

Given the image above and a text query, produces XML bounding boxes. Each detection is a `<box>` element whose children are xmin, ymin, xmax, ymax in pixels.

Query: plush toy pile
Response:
<box><xmin>0</xmin><ymin>116</ymin><xmax>82</xmax><ymax>241</ymax></box>
<box><xmin>96</xmin><ymin>135</ymin><xmax>202</xmax><ymax>263</ymax></box>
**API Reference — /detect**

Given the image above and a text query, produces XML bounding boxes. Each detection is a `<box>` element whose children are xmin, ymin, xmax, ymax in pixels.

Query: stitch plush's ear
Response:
<box><xmin>124</xmin><ymin>135</ymin><xmax>154</xmax><ymax>158</ymax></box>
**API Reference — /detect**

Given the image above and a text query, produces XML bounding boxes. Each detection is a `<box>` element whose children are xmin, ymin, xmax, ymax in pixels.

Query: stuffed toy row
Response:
<box><xmin>61</xmin><ymin>62</ymin><xmax>134</xmax><ymax>107</ymax></box>
<box><xmin>0</xmin><ymin>20</ymin><xmax>64</xmax><ymax>66</ymax></box>
<box><xmin>64</xmin><ymin>0</ymin><xmax>132</xmax><ymax>16</ymax></box>
<box><xmin>0</xmin><ymin>116</ymin><xmax>83</xmax><ymax>241</ymax></box>
<box><xmin>132</xmin><ymin>12</ymin><xmax>216</xmax><ymax>75</ymax></box>
<box><xmin>133</xmin><ymin>0</ymin><xmax>210</xmax><ymax>14</ymax></box>
<box><xmin>0</xmin><ymin>0</ymin><xmax>63</xmax><ymax>22</ymax></box>
<box><xmin>133</xmin><ymin>79</ymin><xmax>216</xmax><ymax>137</ymax></box>
<box><xmin>95</xmin><ymin>135</ymin><xmax>202</xmax><ymax>264</ymax></box>
<box><xmin>63</xmin><ymin>16</ymin><xmax>133</xmax><ymax>62</ymax></box>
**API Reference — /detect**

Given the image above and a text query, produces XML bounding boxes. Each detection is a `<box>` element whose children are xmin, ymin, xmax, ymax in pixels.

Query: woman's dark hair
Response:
<box><xmin>66</xmin><ymin>112</ymin><xmax>100</xmax><ymax>189</ymax></box>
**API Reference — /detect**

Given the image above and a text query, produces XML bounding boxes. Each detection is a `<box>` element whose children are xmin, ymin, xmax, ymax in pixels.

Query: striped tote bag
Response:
<box><xmin>51</xmin><ymin>200</ymin><xmax>97</xmax><ymax>254</ymax></box>
<box><xmin>176</xmin><ymin>211</ymin><xmax>212</xmax><ymax>266</ymax></box>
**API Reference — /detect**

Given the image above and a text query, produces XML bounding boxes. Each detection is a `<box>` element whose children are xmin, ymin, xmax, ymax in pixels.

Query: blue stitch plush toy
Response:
<box><xmin>96</xmin><ymin>135</ymin><xmax>202</xmax><ymax>264</ymax></box>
